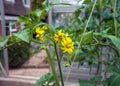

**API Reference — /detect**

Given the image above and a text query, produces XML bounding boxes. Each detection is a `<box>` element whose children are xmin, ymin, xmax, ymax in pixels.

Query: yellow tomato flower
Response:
<box><xmin>36</xmin><ymin>34</ymin><xmax>44</xmax><ymax>41</ymax></box>
<box><xmin>54</xmin><ymin>30</ymin><xmax>65</xmax><ymax>43</ymax></box>
<box><xmin>36</xmin><ymin>27</ymin><xmax>41</xmax><ymax>33</ymax></box>
<box><xmin>42</xmin><ymin>26</ymin><xmax>48</xmax><ymax>30</ymax></box>
<box><xmin>61</xmin><ymin>37</ymin><xmax>74</xmax><ymax>54</ymax></box>
<box><xmin>36</xmin><ymin>27</ymin><xmax>45</xmax><ymax>42</ymax></box>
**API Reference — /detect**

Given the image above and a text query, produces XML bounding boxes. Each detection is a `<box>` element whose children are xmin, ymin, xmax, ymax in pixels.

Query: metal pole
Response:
<box><xmin>0</xmin><ymin>0</ymin><xmax>9</xmax><ymax>76</ymax></box>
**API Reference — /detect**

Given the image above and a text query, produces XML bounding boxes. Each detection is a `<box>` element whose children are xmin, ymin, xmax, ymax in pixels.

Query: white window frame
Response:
<box><xmin>22</xmin><ymin>0</ymin><xmax>31</xmax><ymax>7</ymax></box>
<box><xmin>5</xmin><ymin>0</ymin><xmax>15</xmax><ymax>3</ymax></box>
<box><xmin>20</xmin><ymin>23</ymin><xmax>25</xmax><ymax>29</ymax></box>
<box><xmin>9</xmin><ymin>21</ymin><xmax>17</xmax><ymax>34</ymax></box>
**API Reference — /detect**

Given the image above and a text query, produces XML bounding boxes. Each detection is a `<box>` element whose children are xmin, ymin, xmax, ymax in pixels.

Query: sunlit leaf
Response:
<box><xmin>107</xmin><ymin>35</ymin><xmax>120</xmax><ymax>50</ymax></box>
<box><xmin>0</xmin><ymin>38</ymin><xmax>9</xmax><ymax>49</ymax></box>
<box><xmin>107</xmin><ymin>72</ymin><xmax>120</xmax><ymax>86</ymax></box>
<box><xmin>81</xmin><ymin>31</ymin><xmax>94</xmax><ymax>44</ymax></box>
<box><xmin>36</xmin><ymin>72</ymin><xmax>55</xmax><ymax>86</ymax></box>
<box><xmin>14</xmin><ymin>29</ymin><xmax>30</xmax><ymax>43</ymax></box>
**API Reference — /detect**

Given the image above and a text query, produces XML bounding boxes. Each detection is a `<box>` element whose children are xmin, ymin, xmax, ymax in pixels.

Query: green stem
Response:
<box><xmin>45</xmin><ymin>48</ymin><xmax>60</xmax><ymax>86</ymax></box>
<box><xmin>0</xmin><ymin>41</ymin><xmax>20</xmax><ymax>50</ymax></box>
<box><xmin>54</xmin><ymin>43</ymin><xmax>64</xmax><ymax>86</ymax></box>
<box><xmin>113</xmin><ymin>0</ymin><xmax>118</xmax><ymax>36</ymax></box>
<box><xmin>98</xmin><ymin>0</ymin><xmax>102</xmax><ymax>32</ymax></box>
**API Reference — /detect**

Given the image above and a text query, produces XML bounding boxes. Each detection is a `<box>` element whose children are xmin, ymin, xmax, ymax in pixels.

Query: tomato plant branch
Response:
<box><xmin>54</xmin><ymin>43</ymin><xmax>64</xmax><ymax>86</ymax></box>
<box><xmin>45</xmin><ymin>48</ymin><xmax>60</xmax><ymax>86</ymax></box>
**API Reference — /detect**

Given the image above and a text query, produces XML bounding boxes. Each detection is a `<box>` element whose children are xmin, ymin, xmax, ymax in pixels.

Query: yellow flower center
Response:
<box><xmin>54</xmin><ymin>30</ymin><xmax>65</xmax><ymax>43</ymax></box>
<box><xmin>61</xmin><ymin>37</ymin><xmax>74</xmax><ymax>54</ymax></box>
<box><xmin>54</xmin><ymin>29</ymin><xmax>74</xmax><ymax>54</ymax></box>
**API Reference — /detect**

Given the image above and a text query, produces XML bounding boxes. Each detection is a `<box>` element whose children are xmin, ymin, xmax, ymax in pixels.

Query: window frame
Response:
<box><xmin>9</xmin><ymin>21</ymin><xmax>17</xmax><ymax>34</ymax></box>
<box><xmin>5</xmin><ymin>0</ymin><xmax>15</xmax><ymax>3</ymax></box>
<box><xmin>22</xmin><ymin>0</ymin><xmax>31</xmax><ymax>7</ymax></box>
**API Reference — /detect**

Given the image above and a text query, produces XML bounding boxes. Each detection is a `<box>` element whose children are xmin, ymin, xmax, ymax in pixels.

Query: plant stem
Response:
<box><xmin>98</xmin><ymin>0</ymin><xmax>102</xmax><ymax>32</ymax></box>
<box><xmin>113</xmin><ymin>0</ymin><xmax>118</xmax><ymax>36</ymax></box>
<box><xmin>45</xmin><ymin>48</ymin><xmax>60</xmax><ymax>86</ymax></box>
<box><xmin>54</xmin><ymin>43</ymin><xmax>64</xmax><ymax>86</ymax></box>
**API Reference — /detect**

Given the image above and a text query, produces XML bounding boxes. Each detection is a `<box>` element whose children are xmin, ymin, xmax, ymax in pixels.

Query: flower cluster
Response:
<box><xmin>54</xmin><ymin>30</ymin><xmax>65</xmax><ymax>43</ymax></box>
<box><xmin>36</xmin><ymin>26</ymin><xmax>48</xmax><ymax>42</ymax></box>
<box><xmin>54</xmin><ymin>30</ymin><xmax>74</xmax><ymax>54</ymax></box>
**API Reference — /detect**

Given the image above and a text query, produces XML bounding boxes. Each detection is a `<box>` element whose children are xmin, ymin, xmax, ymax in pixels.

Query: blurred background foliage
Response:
<box><xmin>31</xmin><ymin>0</ymin><xmax>45</xmax><ymax>10</ymax></box>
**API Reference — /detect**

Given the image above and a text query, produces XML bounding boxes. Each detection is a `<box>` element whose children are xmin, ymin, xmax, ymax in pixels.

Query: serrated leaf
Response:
<box><xmin>14</xmin><ymin>29</ymin><xmax>30</xmax><ymax>43</ymax></box>
<box><xmin>30</xmin><ymin>9</ymin><xmax>42</xmax><ymax>18</ymax></box>
<box><xmin>107</xmin><ymin>72</ymin><xmax>120</xmax><ymax>86</ymax></box>
<box><xmin>36</xmin><ymin>72</ymin><xmax>55</xmax><ymax>86</ymax></box>
<box><xmin>0</xmin><ymin>38</ymin><xmax>9</xmax><ymax>49</ymax></box>
<box><xmin>81</xmin><ymin>31</ymin><xmax>94</xmax><ymax>44</ymax></box>
<box><xmin>107</xmin><ymin>36</ymin><xmax>120</xmax><ymax>50</ymax></box>
<box><xmin>42</xmin><ymin>0</ymin><xmax>47</xmax><ymax>8</ymax></box>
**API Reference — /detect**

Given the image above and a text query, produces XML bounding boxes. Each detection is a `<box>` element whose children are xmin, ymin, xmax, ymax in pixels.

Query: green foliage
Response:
<box><xmin>70</xmin><ymin>0</ymin><xmax>120</xmax><ymax>85</ymax></box>
<box><xmin>0</xmin><ymin>0</ymin><xmax>120</xmax><ymax>85</ymax></box>
<box><xmin>0</xmin><ymin>28</ymin><xmax>31</xmax><ymax>50</ymax></box>
<box><xmin>106</xmin><ymin>71</ymin><xmax>120</xmax><ymax>86</ymax></box>
<box><xmin>79</xmin><ymin>76</ymin><xmax>101</xmax><ymax>86</ymax></box>
<box><xmin>0</xmin><ymin>38</ymin><xmax>9</xmax><ymax>48</ymax></box>
<box><xmin>19</xmin><ymin>1</ymin><xmax>50</xmax><ymax>29</ymax></box>
<box><xmin>75</xmin><ymin>46</ymin><xmax>98</xmax><ymax>66</ymax></box>
<box><xmin>107</xmin><ymin>35</ymin><xmax>120</xmax><ymax>50</ymax></box>
<box><xmin>0</xmin><ymin>35</ymin><xmax>30</xmax><ymax>68</ymax></box>
<box><xmin>31</xmin><ymin>0</ymin><xmax>45</xmax><ymax>10</ymax></box>
<box><xmin>8</xmin><ymin>41</ymin><xmax>30</xmax><ymax>68</ymax></box>
<box><xmin>81</xmin><ymin>31</ymin><xmax>94</xmax><ymax>44</ymax></box>
<box><xmin>79</xmin><ymin>80</ymin><xmax>96</xmax><ymax>86</ymax></box>
<box><xmin>13</xmin><ymin>29</ymin><xmax>30</xmax><ymax>43</ymax></box>
<box><xmin>36</xmin><ymin>72</ymin><xmax>55</xmax><ymax>86</ymax></box>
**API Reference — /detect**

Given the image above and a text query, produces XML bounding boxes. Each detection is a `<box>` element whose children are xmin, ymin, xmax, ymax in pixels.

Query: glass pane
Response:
<box><xmin>52</xmin><ymin>13</ymin><xmax>74</xmax><ymax>27</ymax></box>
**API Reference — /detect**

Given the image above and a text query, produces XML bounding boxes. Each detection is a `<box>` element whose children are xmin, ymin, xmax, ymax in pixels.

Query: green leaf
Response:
<box><xmin>94</xmin><ymin>18</ymin><xmax>100</xmax><ymax>26</ymax></box>
<box><xmin>75</xmin><ymin>51</ymin><xmax>86</xmax><ymax>62</ymax></box>
<box><xmin>63</xmin><ymin>62</ymin><xmax>71</xmax><ymax>67</ymax></box>
<box><xmin>83</xmin><ymin>0</ymin><xmax>91</xmax><ymax>4</ymax></box>
<box><xmin>81</xmin><ymin>31</ymin><xmax>94</xmax><ymax>44</ymax></box>
<box><xmin>79</xmin><ymin>76</ymin><xmax>101</xmax><ymax>86</ymax></box>
<box><xmin>0</xmin><ymin>38</ymin><xmax>9</xmax><ymax>49</ymax></box>
<box><xmin>13</xmin><ymin>29</ymin><xmax>30</xmax><ymax>43</ymax></box>
<box><xmin>107</xmin><ymin>35</ymin><xmax>120</xmax><ymax>50</ymax></box>
<box><xmin>107</xmin><ymin>72</ymin><xmax>120</xmax><ymax>86</ymax></box>
<box><xmin>79</xmin><ymin>80</ymin><xmax>96</xmax><ymax>86</ymax></box>
<box><xmin>19</xmin><ymin>15</ymin><xmax>32</xmax><ymax>25</ymax></box>
<box><xmin>30</xmin><ymin>9</ymin><xmax>42</xmax><ymax>18</ymax></box>
<box><xmin>36</xmin><ymin>72</ymin><xmax>55</xmax><ymax>86</ymax></box>
<box><xmin>74</xmin><ymin>8</ymin><xmax>82</xmax><ymax>24</ymax></box>
<box><xmin>42</xmin><ymin>0</ymin><xmax>47</xmax><ymax>8</ymax></box>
